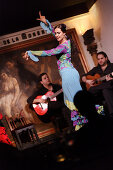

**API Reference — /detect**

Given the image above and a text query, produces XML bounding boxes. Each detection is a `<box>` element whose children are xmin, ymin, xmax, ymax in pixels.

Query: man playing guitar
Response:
<box><xmin>82</xmin><ymin>51</ymin><xmax>113</xmax><ymax>118</ymax></box>
<box><xmin>27</xmin><ymin>72</ymin><xmax>72</xmax><ymax>133</ymax></box>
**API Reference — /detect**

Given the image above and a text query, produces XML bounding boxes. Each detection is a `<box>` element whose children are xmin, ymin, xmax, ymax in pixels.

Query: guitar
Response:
<box><xmin>86</xmin><ymin>72</ymin><xmax>113</xmax><ymax>90</ymax></box>
<box><xmin>32</xmin><ymin>88</ymin><xmax>63</xmax><ymax>116</ymax></box>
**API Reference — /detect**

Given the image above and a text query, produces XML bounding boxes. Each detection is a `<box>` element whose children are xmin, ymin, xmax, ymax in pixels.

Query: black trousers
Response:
<box><xmin>89</xmin><ymin>80</ymin><xmax>113</xmax><ymax>115</ymax></box>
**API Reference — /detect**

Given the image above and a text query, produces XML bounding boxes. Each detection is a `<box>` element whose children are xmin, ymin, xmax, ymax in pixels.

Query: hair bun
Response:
<box><xmin>62</xmin><ymin>24</ymin><xmax>66</xmax><ymax>30</ymax></box>
<box><xmin>54</xmin><ymin>23</ymin><xmax>67</xmax><ymax>33</ymax></box>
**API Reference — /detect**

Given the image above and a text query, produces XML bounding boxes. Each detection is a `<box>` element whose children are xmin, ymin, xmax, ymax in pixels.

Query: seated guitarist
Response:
<box><xmin>27</xmin><ymin>72</ymin><xmax>73</xmax><ymax>134</ymax></box>
<box><xmin>82</xmin><ymin>51</ymin><xmax>113</xmax><ymax>118</ymax></box>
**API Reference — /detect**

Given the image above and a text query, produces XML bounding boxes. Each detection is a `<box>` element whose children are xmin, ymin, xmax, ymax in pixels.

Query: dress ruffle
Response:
<box><xmin>71</xmin><ymin>110</ymin><xmax>88</xmax><ymax>126</ymax></box>
<box><xmin>71</xmin><ymin>104</ymin><xmax>105</xmax><ymax>127</ymax></box>
<box><xmin>40</xmin><ymin>19</ymin><xmax>55</xmax><ymax>34</ymax></box>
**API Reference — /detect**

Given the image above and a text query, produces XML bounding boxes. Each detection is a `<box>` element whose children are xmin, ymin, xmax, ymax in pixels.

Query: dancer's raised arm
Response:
<box><xmin>36</xmin><ymin>11</ymin><xmax>55</xmax><ymax>35</ymax></box>
<box><xmin>36</xmin><ymin>11</ymin><xmax>48</xmax><ymax>26</ymax></box>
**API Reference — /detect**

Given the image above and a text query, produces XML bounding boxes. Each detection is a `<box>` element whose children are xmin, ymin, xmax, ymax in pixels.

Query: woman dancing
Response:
<box><xmin>23</xmin><ymin>11</ymin><xmax>88</xmax><ymax>130</ymax></box>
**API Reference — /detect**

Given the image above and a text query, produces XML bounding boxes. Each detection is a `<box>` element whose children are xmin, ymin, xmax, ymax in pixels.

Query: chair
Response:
<box><xmin>5</xmin><ymin>113</ymin><xmax>40</xmax><ymax>150</ymax></box>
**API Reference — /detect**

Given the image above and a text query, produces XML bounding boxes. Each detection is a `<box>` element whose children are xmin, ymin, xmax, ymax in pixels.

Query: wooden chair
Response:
<box><xmin>5</xmin><ymin>113</ymin><xmax>40</xmax><ymax>150</ymax></box>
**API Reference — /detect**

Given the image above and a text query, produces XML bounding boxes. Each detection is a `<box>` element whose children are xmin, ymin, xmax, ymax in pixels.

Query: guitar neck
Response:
<box><xmin>49</xmin><ymin>89</ymin><xmax>63</xmax><ymax>99</ymax></box>
<box><xmin>97</xmin><ymin>75</ymin><xmax>106</xmax><ymax>81</ymax></box>
<box><xmin>97</xmin><ymin>72</ymin><xmax>113</xmax><ymax>82</ymax></box>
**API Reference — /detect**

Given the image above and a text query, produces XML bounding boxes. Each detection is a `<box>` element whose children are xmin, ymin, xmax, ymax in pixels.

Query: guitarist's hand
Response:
<box><xmin>86</xmin><ymin>79</ymin><xmax>95</xmax><ymax>86</ymax></box>
<box><xmin>33</xmin><ymin>98</ymin><xmax>48</xmax><ymax>104</ymax></box>
<box><xmin>106</xmin><ymin>75</ymin><xmax>113</xmax><ymax>81</ymax></box>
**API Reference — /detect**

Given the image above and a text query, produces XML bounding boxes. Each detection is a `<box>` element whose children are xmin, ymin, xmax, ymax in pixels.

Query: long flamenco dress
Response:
<box><xmin>27</xmin><ymin>20</ymin><xmax>104</xmax><ymax>128</ymax></box>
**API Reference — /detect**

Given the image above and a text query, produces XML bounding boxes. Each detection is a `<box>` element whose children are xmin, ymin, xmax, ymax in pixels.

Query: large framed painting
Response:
<box><xmin>0</xmin><ymin>28</ymin><xmax>88</xmax><ymax>142</ymax></box>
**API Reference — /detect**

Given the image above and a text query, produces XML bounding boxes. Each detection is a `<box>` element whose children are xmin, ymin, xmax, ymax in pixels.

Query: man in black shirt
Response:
<box><xmin>27</xmin><ymin>72</ymin><xmax>72</xmax><ymax>134</ymax></box>
<box><xmin>82</xmin><ymin>51</ymin><xmax>113</xmax><ymax>117</ymax></box>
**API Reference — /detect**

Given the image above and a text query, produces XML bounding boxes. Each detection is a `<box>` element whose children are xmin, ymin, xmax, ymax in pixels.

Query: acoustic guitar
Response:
<box><xmin>32</xmin><ymin>88</ymin><xmax>63</xmax><ymax>116</ymax></box>
<box><xmin>86</xmin><ymin>72</ymin><xmax>113</xmax><ymax>90</ymax></box>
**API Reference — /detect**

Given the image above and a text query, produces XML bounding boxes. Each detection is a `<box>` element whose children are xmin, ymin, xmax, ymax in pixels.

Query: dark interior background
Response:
<box><xmin>0</xmin><ymin>0</ymin><xmax>96</xmax><ymax>36</ymax></box>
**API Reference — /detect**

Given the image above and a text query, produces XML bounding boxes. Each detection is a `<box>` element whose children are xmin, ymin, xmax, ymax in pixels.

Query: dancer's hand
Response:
<box><xmin>23</xmin><ymin>52</ymin><xmax>29</xmax><ymax>60</ymax></box>
<box><xmin>36</xmin><ymin>11</ymin><xmax>48</xmax><ymax>25</ymax></box>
